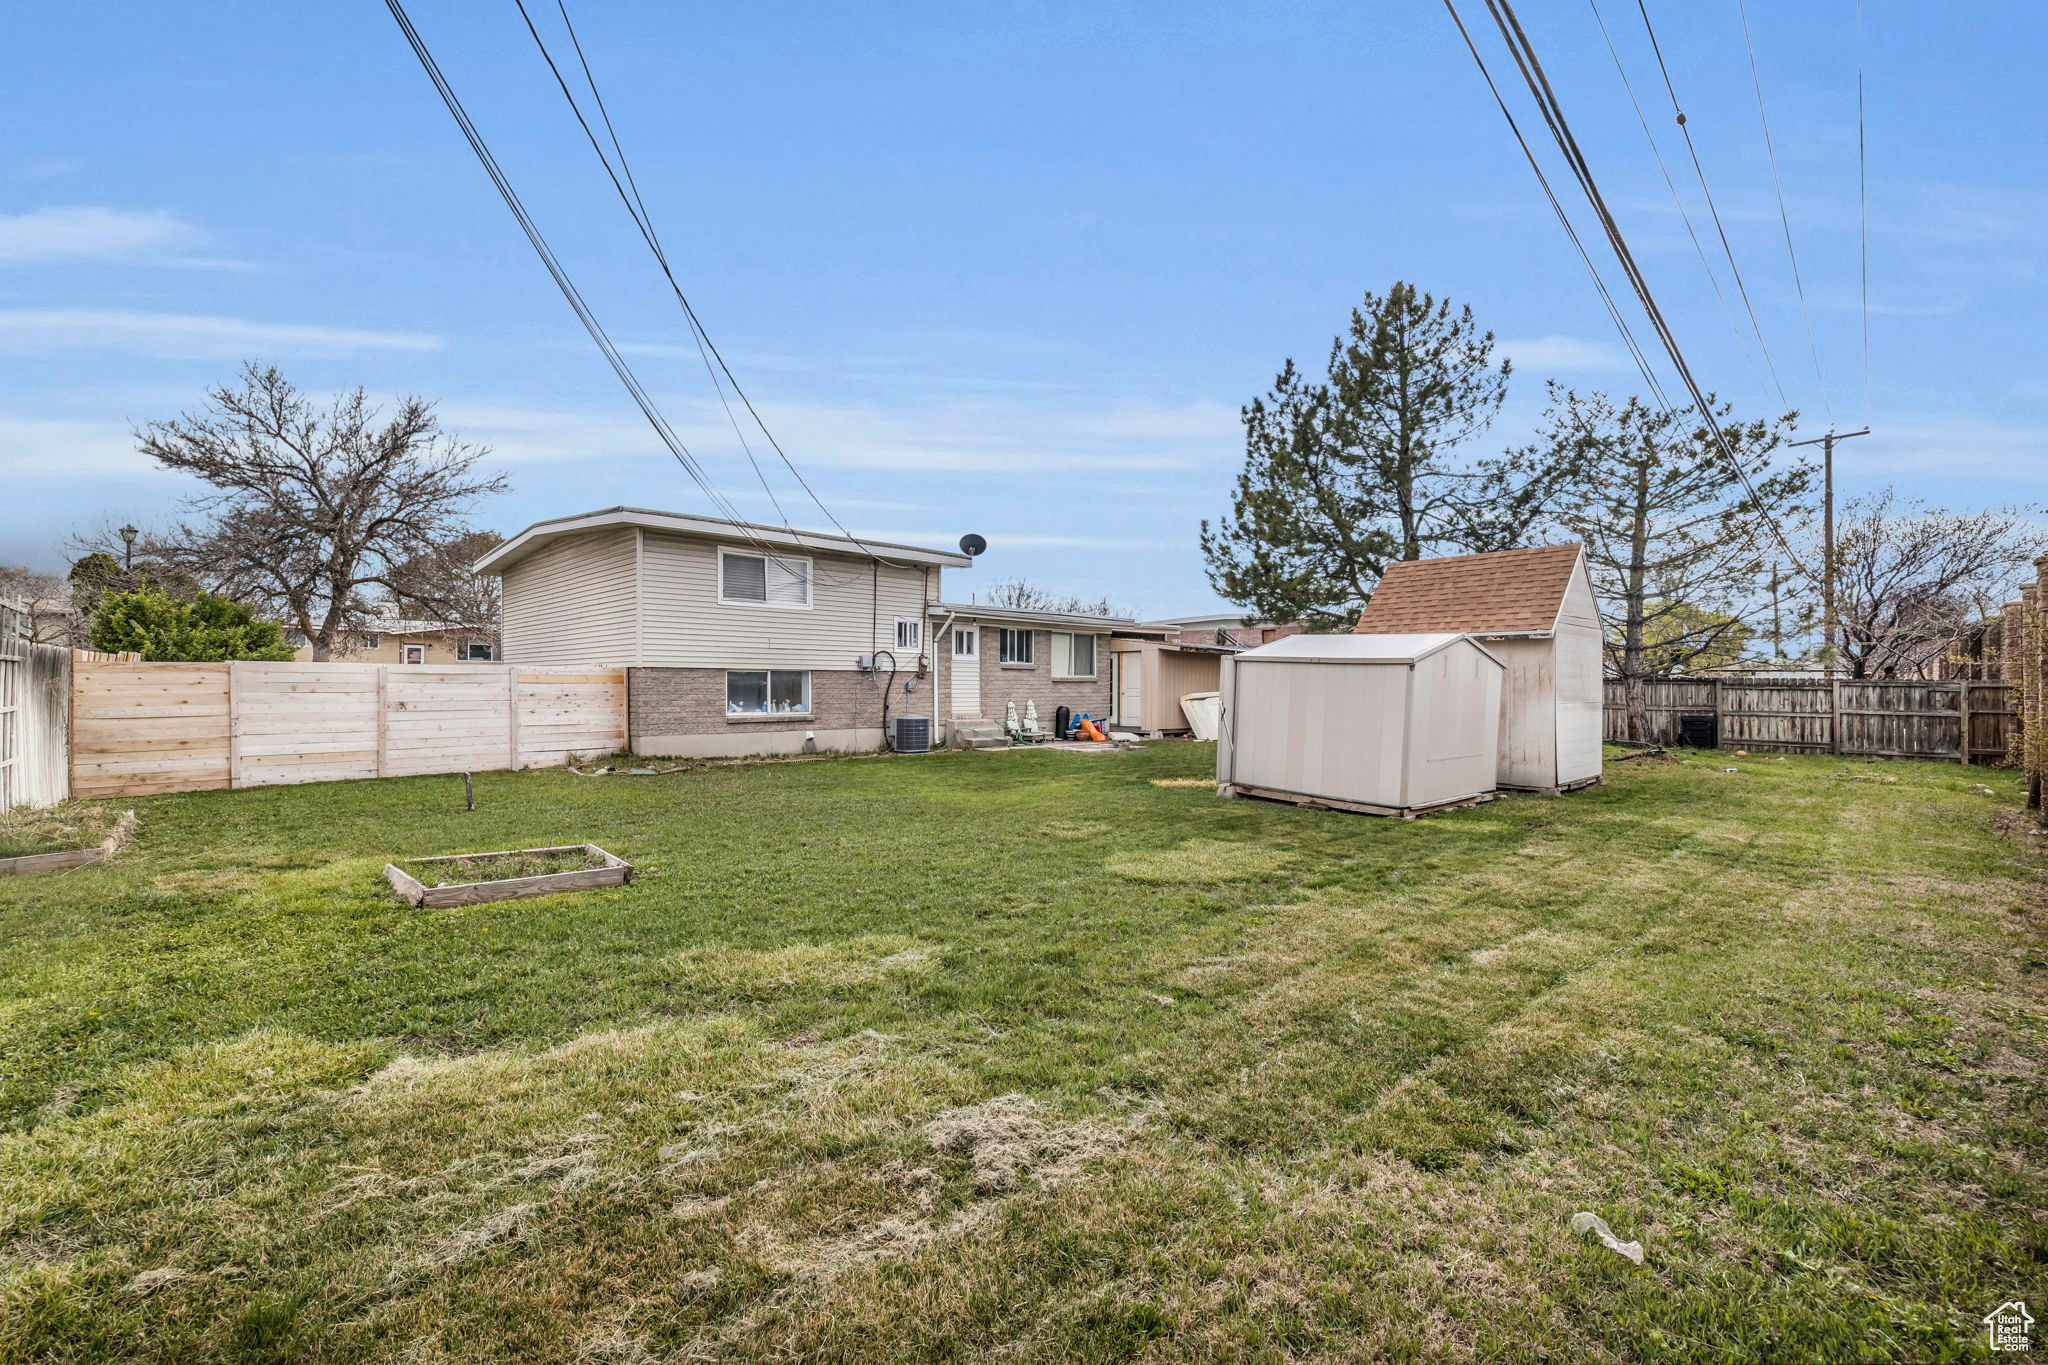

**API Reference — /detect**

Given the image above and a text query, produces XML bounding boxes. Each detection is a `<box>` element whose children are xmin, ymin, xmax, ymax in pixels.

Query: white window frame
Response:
<box><xmin>401</xmin><ymin>644</ymin><xmax>426</xmax><ymax>665</ymax></box>
<box><xmin>361</xmin><ymin>632</ymin><xmax>381</xmax><ymax>650</ymax></box>
<box><xmin>953</xmin><ymin>625</ymin><xmax>978</xmax><ymax>657</ymax></box>
<box><xmin>998</xmin><ymin>628</ymin><xmax>1034</xmax><ymax>665</ymax></box>
<box><xmin>893</xmin><ymin>616</ymin><xmax>923</xmax><ymax>653</ymax></box>
<box><xmin>1051</xmin><ymin>631</ymin><xmax>1097</xmax><ymax>680</ymax></box>
<box><xmin>462</xmin><ymin>640</ymin><xmax>494</xmax><ymax>662</ymax></box>
<box><xmin>716</xmin><ymin>545</ymin><xmax>813</xmax><ymax>611</ymax></box>
<box><xmin>725</xmin><ymin>668</ymin><xmax>812</xmax><ymax>717</ymax></box>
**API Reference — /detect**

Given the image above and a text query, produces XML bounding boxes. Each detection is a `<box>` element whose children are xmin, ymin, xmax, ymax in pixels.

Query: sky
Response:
<box><xmin>3</xmin><ymin>1</ymin><xmax>2043</xmax><ymax>619</ymax></box>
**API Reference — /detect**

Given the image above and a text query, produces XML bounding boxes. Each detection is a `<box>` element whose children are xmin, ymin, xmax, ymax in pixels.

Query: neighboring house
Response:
<box><xmin>1145</xmin><ymin>613</ymin><xmax>1303</xmax><ymax>649</ymax></box>
<box><xmin>289</xmin><ymin>619</ymin><xmax>499</xmax><ymax>665</ymax></box>
<box><xmin>929</xmin><ymin>604</ymin><xmax>1151</xmax><ymax>743</ymax></box>
<box><xmin>477</xmin><ymin>507</ymin><xmax>970</xmax><ymax>757</ymax></box>
<box><xmin>1354</xmin><ymin>543</ymin><xmax>1602</xmax><ymax>795</ymax></box>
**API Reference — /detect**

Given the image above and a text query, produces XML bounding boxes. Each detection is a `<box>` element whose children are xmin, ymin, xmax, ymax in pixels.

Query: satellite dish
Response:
<box><xmin>958</xmin><ymin>533</ymin><xmax>987</xmax><ymax>557</ymax></box>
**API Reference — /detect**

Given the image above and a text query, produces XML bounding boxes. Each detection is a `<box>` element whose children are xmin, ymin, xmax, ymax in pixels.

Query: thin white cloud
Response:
<box><xmin>1498</xmin><ymin>335</ymin><xmax>1629</xmax><ymax>374</ymax></box>
<box><xmin>1854</xmin><ymin>416</ymin><xmax>2048</xmax><ymax>483</ymax></box>
<box><xmin>0</xmin><ymin>206</ymin><xmax>237</xmax><ymax>267</ymax></box>
<box><xmin>440</xmin><ymin>392</ymin><xmax>1233</xmax><ymax>475</ymax></box>
<box><xmin>0</xmin><ymin>413</ymin><xmax>167</xmax><ymax>482</ymax></box>
<box><xmin>0</xmin><ymin>309</ymin><xmax>441</xmax><ymax>359</ymax></box>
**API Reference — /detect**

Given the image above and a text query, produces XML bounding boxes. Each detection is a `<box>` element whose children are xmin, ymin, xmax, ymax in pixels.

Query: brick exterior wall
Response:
<box><xmin>1170</xmin><ymin>623</ymin><xmax>1303</xmax><ymax>648</ymax></box>
<box><xmin>629</xmin><ymin>666</ymin><xmax>939</xmax><ymax>756</ymax></box>
<box><xmin>973</xmin><ymin>627</ymin><xmax>1111</xmax><ymax>729</ymax></box>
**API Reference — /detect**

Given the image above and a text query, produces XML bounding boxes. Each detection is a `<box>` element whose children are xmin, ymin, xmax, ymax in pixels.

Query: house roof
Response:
<box><xmin>475</xmin><ymin>507</ymin><xmax>974</xmax><ymax>574</ymax></box>
<box><xmin>1352</xmin><ymin>544</ymin><xmax>1585</xmax><ymax>637</ymax></box>
<box><xmin>1236</xmin><ymin>631</ymin><xmax>1502</xmax><ymax>667</ymax></box>
<box><xmin>929</xmin><ymin>601</ymin><xmax>1145</xmax><ymax>630</ymax></box>
<box><xmin>1144</xmin><ymin>613</ymin><xmax>1292</xmax><ymax>629</ymax></box>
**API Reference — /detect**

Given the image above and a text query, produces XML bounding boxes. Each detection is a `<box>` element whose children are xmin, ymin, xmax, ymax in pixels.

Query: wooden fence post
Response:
<box><xmin>227</xmin><ymin>661</ymin><xmax>242</xmax><ymax>790</ymax></box>
<box><xmin>1713</xmin><ymin>678</ymin><xmax>1726</xmax><ymax>751</ymax></box>
<box><xmin>1829</xmin><ymin>679</ymin><xmax>1842</xmax><ymax>755</ymax></box>
<box><xmin>1957</xmin><ymin>680</ymin><xmax>1972</xmax><ymax>766</ymax></box>
<box><xmin>506</xmin><ymin>666</ymin><xmax>521</xmax><ymax>771</ymax></box>
<box><xmin>376</xmin><ymin>665</ymin><xmax>389</xmax><ymax>779</ymax></box>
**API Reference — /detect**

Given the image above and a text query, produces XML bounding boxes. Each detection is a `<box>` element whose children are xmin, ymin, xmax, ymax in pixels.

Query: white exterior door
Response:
<box><xmin>949</xmin><ymin>624</ymin><xmax>981</xmax><ymax>719</ymax></box>
<box><xmin>1115</xmin><ymin>653</ymin><xmax>1143</xmax><ymax>726</ymax></box>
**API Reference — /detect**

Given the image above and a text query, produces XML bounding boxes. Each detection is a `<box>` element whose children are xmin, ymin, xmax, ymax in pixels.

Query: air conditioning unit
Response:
<box><xmin>892</xmin><ymin>714</ymin><xmax>931</xmax><ymax>754</ymax></box>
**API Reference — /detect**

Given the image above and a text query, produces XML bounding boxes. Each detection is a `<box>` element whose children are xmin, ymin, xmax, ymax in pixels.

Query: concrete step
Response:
<box><xmin>963</xmin><ymin>736</ymin><xmax>1009</xmax><ymax>750</ymax></box>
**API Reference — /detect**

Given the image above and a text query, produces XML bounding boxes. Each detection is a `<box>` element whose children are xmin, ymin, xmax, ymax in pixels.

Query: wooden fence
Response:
<box><xmin>0</xmin><ymin>605</ymin><xmax>78</xmax><ymax>808</ymax></box>
<box><xmin>1602</xmin><ymin>678</ymin><xmax>2017</xmax><ymax>765</ymax></box>
<box><xmin>72</xmin><ymin>661</ymin><xmax>627</xmax><ymax>799</ymax></box>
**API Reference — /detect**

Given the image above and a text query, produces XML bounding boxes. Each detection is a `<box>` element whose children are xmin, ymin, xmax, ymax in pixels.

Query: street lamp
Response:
<box><xmin>119</xmin><ymin>524</ymin><xmax>138</xmax><ymax>570</ymax></box>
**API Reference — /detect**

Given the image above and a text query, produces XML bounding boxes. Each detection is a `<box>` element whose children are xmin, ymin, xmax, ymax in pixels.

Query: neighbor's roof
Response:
<box><xmin>1235</xmin><ymin>632</ymin><xmax>1501</xmax><ymax>667</ymax></box>
<box><xmin>475</xmin><ymin>507</ymin><xmax>974</xmax><ymax>574</ymax></box>
<box><xmin>1144</xmin><ymin>613</ymin><xmax>1292</xmax><ymax>629</ymax></box>
<box><xmin>1352</xmin><ymin>544</ymin><xmax>1584</xmax><ymax>636</ymax></box>
<box><xmin>930</xmin><ymin>601</ymin><xmax>1142</xmax><ymax>629</ymax></box>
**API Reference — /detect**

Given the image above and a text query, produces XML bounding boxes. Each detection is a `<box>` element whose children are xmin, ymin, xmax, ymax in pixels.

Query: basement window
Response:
<box><xmin>727</xmin><ymin>669</ymin><xmax>811</xmax><ymax>715</ymax></box>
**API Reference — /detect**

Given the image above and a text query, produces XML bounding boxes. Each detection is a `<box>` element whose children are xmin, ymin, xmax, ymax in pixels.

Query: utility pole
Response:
<box><xmin>1787</xmin><ymin>427</ymin><xmax>1870</xmax><ymax>674</ymax></box>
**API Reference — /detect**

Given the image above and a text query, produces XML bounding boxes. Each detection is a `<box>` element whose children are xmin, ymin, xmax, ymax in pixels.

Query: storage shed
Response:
<box><xmin>1106</xmin><ymin>635</ymin><xmax>1231</xmax><ymax>733</ymax></box>
<box><xmin>1216</xmin><ymin>633</ymin><xmax>1504</xmax><ymax>816</ymax></box>
<box><xmin>1354</xmin><ymin>544</ymin><xmax>1603</xmax><ymax>794</ymax></box>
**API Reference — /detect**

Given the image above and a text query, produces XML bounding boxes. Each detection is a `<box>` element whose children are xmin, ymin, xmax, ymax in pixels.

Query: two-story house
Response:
<box><xmin>478</xmin><ymin>507</ymin><xmax>1143</xmax><ymax>756</ymax></box>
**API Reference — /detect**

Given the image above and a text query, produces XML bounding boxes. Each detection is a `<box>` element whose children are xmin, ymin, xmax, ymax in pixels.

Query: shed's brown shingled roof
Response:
<box><xmin>1353</xmin><ymin>543</ymin><xmax>1584</xmax><ymax>635</ymax></box>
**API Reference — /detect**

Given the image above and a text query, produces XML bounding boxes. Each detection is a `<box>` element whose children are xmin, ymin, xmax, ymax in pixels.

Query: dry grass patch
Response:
<box><xmin>1108</xmin><ymin>838</ymin><xmax>1278</xmax><ymax>884</ymax></box>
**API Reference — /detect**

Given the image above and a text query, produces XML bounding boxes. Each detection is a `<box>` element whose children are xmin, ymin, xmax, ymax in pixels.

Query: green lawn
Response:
<box><xmin>1</xmin><ymin>744</ymin><xmax>2042</xmax><ymax>1363</ymax></box>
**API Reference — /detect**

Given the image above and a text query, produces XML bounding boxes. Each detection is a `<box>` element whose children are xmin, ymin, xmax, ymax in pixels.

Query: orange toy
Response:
<box><xmin>1078</xmin><ymin>718</ymin><xmax>1107</xmax><ymax>742</ymax></box>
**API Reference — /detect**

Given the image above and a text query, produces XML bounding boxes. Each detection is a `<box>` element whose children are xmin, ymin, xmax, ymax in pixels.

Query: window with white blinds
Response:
<box><xmin>1050</xmin><ymin>631</ymin><xmax>1096</xmax><ymax>678</ymax></box>
<box><xmin>718</xmin><ymin>547</ymin><xmax>812</xmax><ymax>609</ymax></box>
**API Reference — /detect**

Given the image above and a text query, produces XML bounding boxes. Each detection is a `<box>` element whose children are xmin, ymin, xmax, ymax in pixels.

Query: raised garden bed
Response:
<box><xmin>383</xmin><ymin>843</ymin><xmax>634</xmax><ymax>908</ymax></box>
<box><xmin>0</xmin><ymin>807</ymin><xmax>138</xmax><ymax>876</ymax></box>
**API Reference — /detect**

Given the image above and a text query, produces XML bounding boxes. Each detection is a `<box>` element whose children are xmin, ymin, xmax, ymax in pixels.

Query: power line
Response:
<box><xmin>1735</xmin><ymin>0</ymin><xmax>1831</xmax><ymax>423</ymax></box>
<box><xmin>1630</xmin><ymin>0</ymin><xmax>1791</xmax><ymax>413</ymax></box>
<box><xmin>1855</xmin><ymin>0</ymin><xmax>1871</xmax><ymax>423</ymax></box>
<box><xmin>515</xmin><ymin>0</ymin><xmax>899</xmax><ymax>568</ymax></box>
<box><xmin>1586</xmin><ymin>0</ymin><xmax>1775</xmax><ymax>409</ymax></box>
<box><xmin>381</xmin><ymin>0</ymin><xmax>834</xmax><ymax>574</ymax></box>
<box><xmin>1448</xmin><ymin>0</ymin><xmax>1804</xmax><ymax>570</ymax></box>
<box><xmin>1438</xmin><ymin>0</ymin><xmax>1675</xmax><ymax>413</ymax></box>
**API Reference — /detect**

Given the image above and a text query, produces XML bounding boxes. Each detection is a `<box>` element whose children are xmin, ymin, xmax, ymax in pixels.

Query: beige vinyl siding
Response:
<box><xmin>638</xmin><ymin>531</ymin><xmax>934</xmax><ymax>671</ymax></box>
<box><xmin>1554</xmin><ymin>562</ymin><xmax>1605</xmax><ymax>785</ymax></box>
<box><xmin>498</xmin><ymin>527</ymin><xmax>639</xmax><ymax>666</ymax></box>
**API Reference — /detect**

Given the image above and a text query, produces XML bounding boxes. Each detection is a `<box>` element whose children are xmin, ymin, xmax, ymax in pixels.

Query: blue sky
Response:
<box><xmin>4</xmin><ymin>1</ymin><xmax>2042</xmax><ymax>617</ymax></box>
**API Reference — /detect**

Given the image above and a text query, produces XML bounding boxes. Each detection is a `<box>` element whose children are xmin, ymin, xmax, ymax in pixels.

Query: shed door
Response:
<box><xmin>1115</xmin><ymin>653</ymin><xmax>1143</xmax><ymax>726</ymax></box>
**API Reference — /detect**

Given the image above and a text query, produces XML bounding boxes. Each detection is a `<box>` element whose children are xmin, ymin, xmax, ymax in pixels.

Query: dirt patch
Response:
<box><xmin>1149</xmin><ymin>778</ymin><xmax>1213</xmax><ymax>788</ymax></box>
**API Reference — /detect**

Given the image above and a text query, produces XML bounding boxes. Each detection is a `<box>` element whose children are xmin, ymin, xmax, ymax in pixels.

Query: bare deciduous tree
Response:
<box><xmin>970</xmin><ymin>578</ymin><xmax>1131</xmax><ymax>618</ymax></box>
<box><xmin>386</xmin><ymin>529</ymin><xmax>505</xmax><ymax>640</ymax></box>
<box><xmin>1525</xmin><ymin>385</ymin><xmax>1811</xmax><ymax>740</ymax></box>
<box><xmin>137</xmin><ymin>365</ymin><xmax>506</xmax><ymax>660</ymax></box>
<box><xmin>1830</xmin><ymin>491</ymin><xmax>2045</xmax><ymax>678</ymax></box>
<box><xmin>0</xmin><ymin>566</ymin><xmax>80</xmax><ymax>646</ymax></box>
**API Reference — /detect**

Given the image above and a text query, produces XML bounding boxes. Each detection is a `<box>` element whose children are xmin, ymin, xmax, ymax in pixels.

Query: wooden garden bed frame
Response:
<box><xmin>383</xmin><ymin>843</ymin><xmax>634</xmax><ymax>908</ymax></box>
<box><xmin>0</xmin><ymin>810</ymin><xmax>138</xmax><ymax>876</ymax></box>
